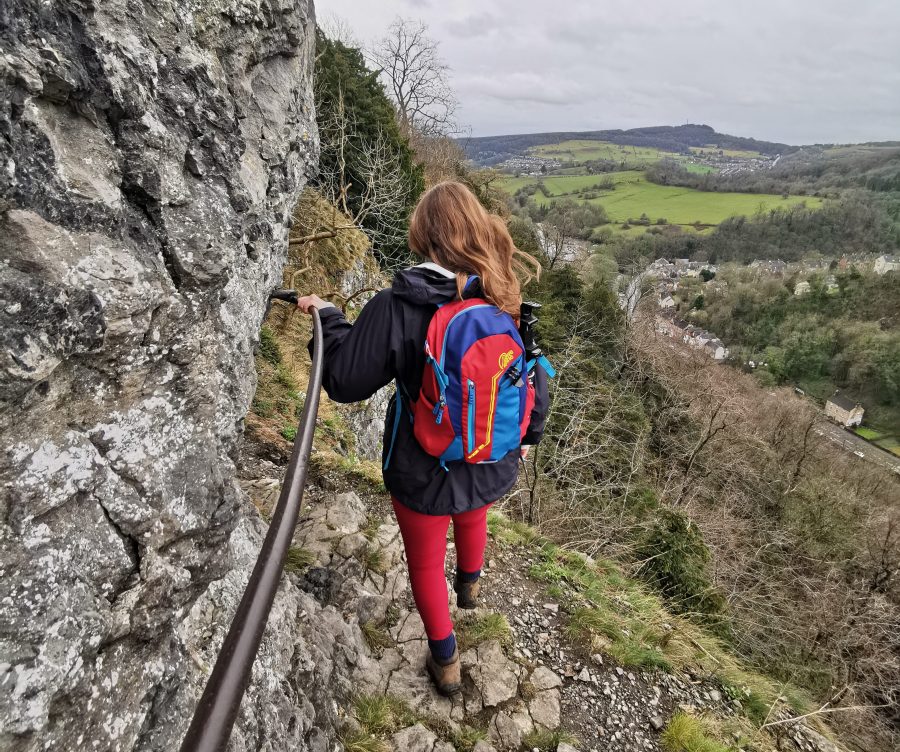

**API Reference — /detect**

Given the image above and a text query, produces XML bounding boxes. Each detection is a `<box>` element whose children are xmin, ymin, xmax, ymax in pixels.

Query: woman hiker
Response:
<box><xmin>295</xmin><ymin>181</ymin><xmax>551</xmax><ymax>696</ymax></box>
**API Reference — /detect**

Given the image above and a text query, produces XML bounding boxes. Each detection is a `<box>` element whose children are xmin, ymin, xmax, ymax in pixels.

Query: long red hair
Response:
<box><xmin>408</xmin><ymin>181</ymin><xmax>540</xmax><ymax>319</ymax></box>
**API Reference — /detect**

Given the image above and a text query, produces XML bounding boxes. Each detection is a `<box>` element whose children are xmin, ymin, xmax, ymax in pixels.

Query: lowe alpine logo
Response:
<box><xmin>498</xmin><ymin>350</ymin><xmax>515</xmax><ymax>369</ymax></box>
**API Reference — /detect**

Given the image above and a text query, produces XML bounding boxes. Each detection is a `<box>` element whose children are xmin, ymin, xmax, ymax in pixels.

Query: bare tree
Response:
<box><xmin>293</xmin><ymin>89</ymin><xmax>412</xmax><ymax>265</ymax></box>
<box><xmin>540</xmin><ymin>200</ymin><xmax>604</xmax><ymax>270</ymax></box>
<box><xmin>369</xmin><ymin>18</ymin><xmax>457</xmax><ymax>137</ymax></box>
<box><xmin>319</xmin><ymin>13</ymin><xmax>358</xmax><ymax>46</ymax></box>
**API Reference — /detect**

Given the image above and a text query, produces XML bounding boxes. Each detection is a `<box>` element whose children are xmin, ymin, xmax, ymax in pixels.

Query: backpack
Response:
<box><xmin>384</xmin><ymin>284</ymin><xmax>554</xmax><ymax>471</ymax></box>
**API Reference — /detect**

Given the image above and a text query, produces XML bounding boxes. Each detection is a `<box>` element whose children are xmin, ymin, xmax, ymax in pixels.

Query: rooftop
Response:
<box><xmin>827</xmin><ymin>392</ymin><xmax>860</xmax><ymax>411</ymax></box>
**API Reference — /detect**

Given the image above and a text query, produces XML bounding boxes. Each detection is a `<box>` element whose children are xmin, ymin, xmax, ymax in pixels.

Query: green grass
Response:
<box><xmin>522</xmin><ymin>728</ymin><xmax>581</xmax><ymax>751</ymax></box>
<box><xmin>361</xmin><ymin>621</ymin><xmax>393</xmax><ymax>654</ymax></box>
<box><xmin>339</xmin><ymin>729</ymin><xmax>389</xmax><ymax>752</ymax></box>
<box><xmin>284</xmin><ymin>546</ymin><xmax>315</xmax><ymax>573</ymax></box>
<box><xmin>661</xmin><ymin>713</ymin><xmax>732</xmax><ymax>752</ymax></box>
<box><xmin>522</xmin><ymin>139</ymin><xmax>754</xmax><ymax>174</ymax></box>
<box><xmin>456</xmin><ymin>612</ymin><xmax>512</xmax><ymax>650</ymax></box>
<box><xmin>352</xmin><ymin>695</ymin><xmax>419</xmax><ymax>736</ymax></box>
<box><xmin>348</xmin><ymin>694</ymin><xmax>487</xmax><ymax>752</ymax></box>
<box><xmin>499</xmin><ymin>172</ymin><xmax>821</xmax><ymax>233</ymax></box>
<box><xmin>311</xmin><ymin>450</ymin><xmax>386</xmax><ymax>493</ymax></box>
<box><xmin>683</xmin><ymin>162</ymin><xmax>717</xmax><ymax>174</ymax></box>
<box><xmin>591</xmin><ymin>175</ymin><xmax>816</xmax><ymax>229</ymax></box>
<box><xmin>488</xmin><ymin>509</ymin><xmax>540</xmax><ymax>546</ymax></box>
<box><xmin>361</xmin><ymin>545</ymin><xmax>389</xmax><ymax>574</ymax></box>
<box><xmin>566</xmin><ymin>606</ymin><xmax>672</xmax><ymax>671</ymax></box>
<box><xmin>876</xmin><ymin>439</ymin><xmax>900</xmax><ymax>456</ymax></box>
<box><xmin>448</xmin><ymin>725</ymin><xmax>487</xmax><ymax>752</ymax></box>
<box><xmin>689</xmin><ymin>144</ymin><xmax>762</xmax><ymax>159</ymax></box>
<box><xmin>488</xmin><ymin>511</ymin><xmax>816</xmax><ymax>732</ymax></box>
<box><xmin>531</xmin><ymin>138</ymin><xmax>675</xmax><ymax>164</ymax></box>
<box><xmin>854</xmin><ymin>426</ymin><xmax>882</xmax><ymax>440</ymax></box>
<box><xmin>361</xmin><ymin>515</ymin><xmax>381</xmax><ymax>542</ymax></box>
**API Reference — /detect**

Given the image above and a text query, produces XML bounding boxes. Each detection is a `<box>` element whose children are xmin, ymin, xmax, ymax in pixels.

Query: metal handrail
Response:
<box><xmin>180</xmin><ymin>300</ymin><xmax>322</xmax><ymax>752</ymax></box>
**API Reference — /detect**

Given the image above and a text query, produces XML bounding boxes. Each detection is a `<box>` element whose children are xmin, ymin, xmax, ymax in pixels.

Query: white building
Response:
<box><xmin>874</xmin><ymin>255</ymin><xmax>900</xmax><ymax>275</ymax></box>
<box><xmin>825</xmin><ymin>393</ymin><xmax>864</xmax><ymax>427</ymax></box>
<box><xmin>704</xmin><ymin>339</ymin><xmax>729</xmax><ymax>361</ymax></box>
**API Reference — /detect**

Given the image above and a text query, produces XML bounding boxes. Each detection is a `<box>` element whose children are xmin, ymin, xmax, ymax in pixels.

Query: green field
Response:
<box><xmin>529</xmin><ymin>139</ymin><xmax>720</xmax><ymax>174</ymax></box>
<box><xmin>689</xmin><ymin>144</ymin><xmax>762</xmax><ymax>159</ymax></box>
<box><xmin>501</xmin><ymin>171</ymin><xmax>822</xmax><ymax>231</ymax></box>
<box><xmin>877</xmin><ymin>440</ymin><xmax>900</xmax><ymax>457</ymax></box>
<box><xmin>531</xmin><ymin>139</ymin><xmax>679</xmax><ymax>163</ymax></box>
<box><xmin>853</xmin><ymin>426</ymin><xmax>900</xmax><ymax>458</ymax></box>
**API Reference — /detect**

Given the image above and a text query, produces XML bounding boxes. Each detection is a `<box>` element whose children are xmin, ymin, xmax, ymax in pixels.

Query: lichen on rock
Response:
<box><xmin>0</xmin><ymin>0</ymin><xmax>317</xmax><ymax>748</ymax></box>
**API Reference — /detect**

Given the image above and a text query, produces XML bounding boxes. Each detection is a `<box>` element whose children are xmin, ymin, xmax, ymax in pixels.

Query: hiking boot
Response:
<box><xmin>454</xmin><ymin>573</ymin><xmax>481</xmax><ymax>609</ymax></box>
<box><xmin>425</xmin><ymin>648</ymin><xmax>462</xmax><ymax>696</ymax></box>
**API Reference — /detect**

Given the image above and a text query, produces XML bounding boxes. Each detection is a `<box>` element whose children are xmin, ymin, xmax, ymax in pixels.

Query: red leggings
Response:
<box><xmin>392</xmin><ymin>497</ymin><xmax>491</xmax><ymax>641</ymax></box>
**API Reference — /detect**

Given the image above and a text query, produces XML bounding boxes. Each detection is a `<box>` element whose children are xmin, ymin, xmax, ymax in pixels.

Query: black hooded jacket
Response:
<box><xmin>309</xmin><ymin>262</ymin><xmax>550</xmax><ymax>516</ymax></box>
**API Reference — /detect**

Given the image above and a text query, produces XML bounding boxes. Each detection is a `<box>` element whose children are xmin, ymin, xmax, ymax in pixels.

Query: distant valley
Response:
<box><xmin>479</xmin><ymin>123</ymin><xmax>900</xmax><ymax>457</ymax></box>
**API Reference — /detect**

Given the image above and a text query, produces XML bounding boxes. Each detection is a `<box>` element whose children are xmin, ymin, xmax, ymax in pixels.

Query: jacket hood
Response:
<box><xmin>392</xmin><ymin>263</ymin><xmax>460</xmax><ymax>306</ymax></box>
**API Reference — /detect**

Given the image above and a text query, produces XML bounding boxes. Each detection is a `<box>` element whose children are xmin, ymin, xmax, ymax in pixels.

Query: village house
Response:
<box><xmin>654</xmin><ymin>314</ymin><xmax>729</xmax><ymax>362</ymax></box>
<box><xmin>692</xmin><ymin>329</ymin><xmax>713</xmax><ymax>346</ymax></box>
<box><xmin>794</xmin><ymin>280</ymin><xmax>811</xmax><ymax>296</ymax></box>
<box><xmin>874</xmin><ymin>255</ymin><xmax>900</xmax><ymax>275</ymax></box>
<box><xmin>646</xmin><ymin>258</ymin><xmax>714</xmax><ymax>282</ymax></box>
<box><xmin>659</xmin><ymin>294</ymin><xmax>676</xmax><ymax>309</ymax></box>
<box><xmin>750</xmin><ymin>259</ymin><xmax>788</xmax><ymax>276</ymax></box>
<box><xmin>824</xmin><ymin>392</ymin><xmax>865</xmax><ymax>428</ymax></box>
<box><xmin>655</xmin><ymin>313</ymin><xmax>677</xmax><ymax>337</ymax></box>
<box><xmin>704</xmin><ymin>338</ymin><xmax>729</xmax><ymax>361</ymax></box>
<box><xmin>647</xmin><ymin>258</ymin><xmax>677</xmax><ymax>278</ymax></box>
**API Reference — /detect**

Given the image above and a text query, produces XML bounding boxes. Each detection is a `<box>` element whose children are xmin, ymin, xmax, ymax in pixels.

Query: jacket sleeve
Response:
<box><xmin>522</xmin><ymin>361</ymin><xmax>550</xmax><ymax>445</ymax></box>
<box><xmin>306</xmin><ymin>291</ymin><xmax>396</xmax><ymax>403</ymax></box>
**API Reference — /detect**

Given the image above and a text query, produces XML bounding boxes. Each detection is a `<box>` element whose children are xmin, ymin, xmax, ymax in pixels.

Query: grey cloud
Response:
<box><xmin>444</xmin><ymin>13</ymin><xmax>502</xmax><ymax>38</ymax></box>
<box><xmin>317</xmin><ymin>0</ymin><xmax>900</xmax><ymax>143</ymax></box>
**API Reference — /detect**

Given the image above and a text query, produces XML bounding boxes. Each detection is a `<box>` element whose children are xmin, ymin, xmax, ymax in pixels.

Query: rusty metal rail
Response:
<box><xmin>180</xmin><ymin>298</ymin><xmax>322</xmax><ymax>752</ymax></box>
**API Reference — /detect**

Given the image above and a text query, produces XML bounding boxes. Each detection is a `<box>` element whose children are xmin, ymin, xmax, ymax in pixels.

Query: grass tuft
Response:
<box><xmin>362</xmin><ymin>515</ymin><xmax>381</xmax><ymax>542</ymax></box>
<box><xmin>522</xmin><ymin>728</ymin><xmax>581</xmax><ymax>750</ymax></box>
<box><xmin>339</xmin><ymin>729</ymin><xmax>390</xmax><ymax>752</ymax></box>
<box><xmin>488</xmin><ymin>510</ymin><xmax>539</xmax><ymax>546</ymax></box>
<box><xmin>362</xmin><ymin>546</ymin><xmax>389</xmax><ymax>574</ymax></box>
<box><xmin>284</xmin><ymin>546</ymin><xmax>315</xmax><ymax>573</ymax></box>
<box><xmin>456</xmin><ymin>612</ymin><xmax>512</xmax><ymax>651</ymax></box>
<box><xmin>361</xmin><ymin>621</ymin><xmax>393</xmax><ymax>655</ymax></box>
<box><xmin>660</xmin><ymin>713</ymin><xmax>730</xmax><ymax>752</ymax></box>
<box><xmin>352</xmin><ymin>694</ymin><xmax>418</xmax><ymax>736</ymax></box>
<box><xmin>448</xmin><ymin>724</ymin><xmax>487</xmax><ymax>752</ymax></box>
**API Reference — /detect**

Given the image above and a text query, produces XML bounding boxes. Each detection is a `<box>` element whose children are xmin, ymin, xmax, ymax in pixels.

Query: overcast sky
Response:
<box><xmin>316</xmin><ymin>0</ymin><xmax>900</xmax><ymax>145</ymax></box>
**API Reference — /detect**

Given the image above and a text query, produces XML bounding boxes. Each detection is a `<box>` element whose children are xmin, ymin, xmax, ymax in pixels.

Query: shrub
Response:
<box><xmin>637</xmin><ymin>509</ymin><xmax>727</xmax><ymax>624</ymax></box>
<box><xmin>258</xmin><ymin>325</ymin><xmax>282</xmax><ymax>366</ymax></box>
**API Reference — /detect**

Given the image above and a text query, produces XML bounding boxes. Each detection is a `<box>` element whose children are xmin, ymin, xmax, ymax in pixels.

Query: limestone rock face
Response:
<box><xmin>0</xmin><ymin>1</ymin><xmax>317</xmax><ymax>749</ymax></box>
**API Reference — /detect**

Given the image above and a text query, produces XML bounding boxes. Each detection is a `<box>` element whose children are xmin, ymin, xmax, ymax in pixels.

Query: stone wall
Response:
<box><xmin>0</xmin><ymin>1</ymin><xmax>318</xmax><ymax>749</ymax></box>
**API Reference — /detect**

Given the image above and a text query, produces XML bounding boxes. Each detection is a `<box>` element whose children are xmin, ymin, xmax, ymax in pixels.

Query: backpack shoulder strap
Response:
<box><xmin>527</xmin><ymin>354</ymin><xmax>557</xmax><ymax>379</ymax></box>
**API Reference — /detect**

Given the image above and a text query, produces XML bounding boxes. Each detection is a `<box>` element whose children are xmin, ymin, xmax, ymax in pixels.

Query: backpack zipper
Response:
<box><xmin>438</xmin><ymin>304</ymin><xmax>494</xmax><ymax>368</ymax></box>
<box><xmin>467</xmin><ymin>379</ymin><xmax>476</xmax><ymax>454</ymax></box>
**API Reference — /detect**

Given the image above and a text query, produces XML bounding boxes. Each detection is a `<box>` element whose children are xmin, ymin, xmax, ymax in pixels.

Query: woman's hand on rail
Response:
<box><xmin>296</xmin><ymin>295</ymin><xmax>333</xmax><ymax>314</ymax></box>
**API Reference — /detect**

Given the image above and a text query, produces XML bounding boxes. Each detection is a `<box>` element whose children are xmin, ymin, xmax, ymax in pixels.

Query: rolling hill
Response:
<box><xmin>461</xmin><ymin>123</ymin><xmax>796</xmax><ymax>166</ymax></box>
